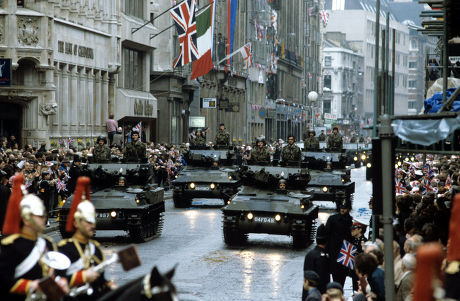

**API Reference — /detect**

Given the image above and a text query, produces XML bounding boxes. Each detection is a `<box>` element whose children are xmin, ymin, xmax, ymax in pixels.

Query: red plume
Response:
<box><xmin>447</xmin><ymin>193</ymin><xmax>460</xmax><ymax>261</ymax></box>
<box><xmin>2</xmin><ymin>174</ymin><xmax>25</xmax><ymax>235</ymax></box>
<box><xmin>65</xmin><ymin>177</ymin><xmax>91</xmax><ymax>233</ymax></box>
<box><xmin>412</xmin><ymin>242</ymin><xmax>444</xmax><ymax>301</ymax></box>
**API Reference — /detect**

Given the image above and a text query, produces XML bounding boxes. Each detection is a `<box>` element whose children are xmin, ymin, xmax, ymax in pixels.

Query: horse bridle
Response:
<box><xmin>141</xmin><ymin>273</ymin><xmax>178</xmax><ymax>301</ymax></box>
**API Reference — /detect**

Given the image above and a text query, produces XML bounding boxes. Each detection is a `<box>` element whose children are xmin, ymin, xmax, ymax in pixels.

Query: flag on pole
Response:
<box><xmin>240</xmin><ymin>43</ymin><xmax>253</xmax><ymax>69</ymax></box>
<box><xmin>336</xmin><ymin>240</ymin><xmax>357</xmax><ymax>270</ymax></box>
<box><xmin>170</xmin><ymin>0</ymin><xmax>199</xmax><ymax>68</ymax></box>
<box><xmin>320</xmin><ymin>10</ymin><xmax>329</xmax><ymax>27</ymax></box>
<box><xmin>191</xmin><ymin>1</ymin><xmax>216</xmax><ymax>80</ymax></box>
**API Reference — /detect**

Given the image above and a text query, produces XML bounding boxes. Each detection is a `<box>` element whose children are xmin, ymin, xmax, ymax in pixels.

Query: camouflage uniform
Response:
<box><xmin>250</xmin><ymin>147</ymin><xmax>271</xmax><ymax>164</ymax></box>
<box><xmin>318</xmin><ymin>133</ymin><xmax>327</xmax><ymax>142</ymax></box>
<box><xmin>350</xmin><ymin>136</ymin><xmax>357</xmax><ymax>143</ymax></box>
<box><xmin>124</xmin><ymin>140</ymin><xmax>146</xmax><ymax>161</ymax></box>
<box><xmin>215</xmin><ymin>129</ymin><xmax>230</xmax><ymax>146</ymax></box>
<box><xmin>359</xmin><ymin>135</ymin><xmax>365</xmax><ymax>143</ymax></box>
<box><xmin>281</xmin><ymin>144</ymin><xmax>302</xmax><ymax>162</ymax></box>
<box><xmin>304</xmin><ymin>137</ymin><xmax>320</xmax><ymax>151</ymax></box>
<box><xmin>327</xmin><ymin>133</ymin><xmax>343</xmax><ymax>151</ymax></box>
<box><xmin>191</xmin><ymin>136</ymin><xmax>206</xmax><ymax>147</ymax></box>
<box><xmin>93</xmin><ymin>144</ymin><xmax>111</xmax><ymax>162</ymax></box>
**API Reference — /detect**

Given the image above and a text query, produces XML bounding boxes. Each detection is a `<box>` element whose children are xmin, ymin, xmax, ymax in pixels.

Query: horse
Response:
<box><xmin>98</xmin><ymin>266</ymin><xmax>178</xmax><ymax>301</ymax></box>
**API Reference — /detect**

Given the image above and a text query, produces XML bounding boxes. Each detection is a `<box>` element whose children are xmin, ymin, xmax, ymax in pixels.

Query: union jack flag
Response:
<box><xmin>337</xmin><ymin>240</ymin><xmax>357</xmax><ymax>270</ymax></box>
<box><xmin>424</xmin><ymin>165</ymin><xmax>434</xmax><ymax>179</ymax></box>
<box><xmin>320</xmin><ymin>10</ymin><xmax>329</xmax><ymax>26</ymax></box>
<box><xmin>422</xmin><ymin>178</ymin><xmax>433</xmax><ymax>195</ymax></box>
<box><xmin>56</xmin><ymin>180</ymin><xmax>67</xmax><ymax>193</ymax></box>
<box><xmin>240</xmin><ymin>43</ymin><xmax>253</xmax><ymax>69</ymax></box>
<box><xmin>170</xmin><ymin>0</ymin><xmax>199</xmax><ymax>68</ymax></box>
<box><xmin>395</xmin><ymin>180</ymin><xmax>406</xmax><ymax>194</ymax></box>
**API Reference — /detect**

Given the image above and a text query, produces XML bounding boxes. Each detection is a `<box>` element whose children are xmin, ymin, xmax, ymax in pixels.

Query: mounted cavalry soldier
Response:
<box><xmin>57</xmin><ymin>177</ymin><xmax>111</xmax><ymax>300</ymax></box>
<box><xmin>0</xmin><ymin>174</ymin><xmax>68</xmax><ymax>300</ymax></box>
<box><xmin>93</xmin><ymin>136</ymin><xmax>111</xmax><ymax>163</ymax></box>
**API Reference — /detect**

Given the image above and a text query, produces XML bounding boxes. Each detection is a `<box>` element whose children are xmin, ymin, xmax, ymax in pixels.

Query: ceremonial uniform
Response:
<box><xmin>304</xmin><ymin>137</ymin><xmax>320</xmax><ymax>151</ymax></box>
<box><xmin>281</xmin><ymin>144</ymin><xmax>301</xmax><ymax>162</ymax></box>
<box><xmin>0</xmin><ymin>233</ymin><xmax>56</xmax><ymax>301</ymax></box>
<box><xmin>250</xmin><ymin>147</ymin><xmax>270</xmax><ymax>164</ymax></box>
<box><xmin>57</xmin><ymin>237</ymin><xmax>108</xmax><ymax>300</ymax></box>
<box><xmin>327</xmin><ymin>133</ymin><xmax>343</xmax><ymax>151</ymax></box>
<box><xmin>93</xmin><ymin>145</ymin><xmax>111</xmax><ymax>163</ymax></box>
<box><xmin>191</xmin><ymin>136</ymin><xmax>206</xmax><ymax>148</ymax></box>
<box><xmin>215</xmin><ymin>129</ymin><xmax>230</xmax><ymax>146</ymax></box>
<box><xmin>124</xmin><ymin>140</ymin><xmax>146</xmax><ymax>161</ymax></box>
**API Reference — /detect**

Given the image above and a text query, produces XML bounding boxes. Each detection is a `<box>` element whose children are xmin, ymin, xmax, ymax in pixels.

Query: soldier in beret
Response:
<box><xmin>327</xmin><ymin>127</ymin><xmax>343</xmax><ymax>152</ymax></box>
<box><xmin>93</xmin><ymin>136</ymin><xmax>111</xmax><ymax>163</ymax></box>
<box><xmin>304</xmin><ymin>130</ymin><xmax>320</xmax><ymax>152</ymax></box>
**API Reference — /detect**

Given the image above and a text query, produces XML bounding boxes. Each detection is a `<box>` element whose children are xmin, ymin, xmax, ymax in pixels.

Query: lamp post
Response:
<box><xmin>308</xmin><ymin>91</ymin><xmax>318</xmax><ymax>129</ymax></box>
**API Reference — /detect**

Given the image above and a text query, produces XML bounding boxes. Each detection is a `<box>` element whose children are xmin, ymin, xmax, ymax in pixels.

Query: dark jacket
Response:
<box><xmin>325</xmin><ymin>213</ymin><xmax>353</xmax><ymax>261</ymax></box>
<box><xmin>303</xmin><ymin>245</ymin><xmax>330</xmax><ymax>294</ymax></box>
<box><xmin>0</xmin><ymin>184</ymin><xmax>10</xmax><ymax>229</ymax></box>
<box><xmin>368</xmin><ymin>267</ymin><xmax>385</xmax><ymax>301</ymax></box>
<box><xmin>305</xmin><ymin>287</ymin><xmax>322</xmax><ymax>301</ymax></box>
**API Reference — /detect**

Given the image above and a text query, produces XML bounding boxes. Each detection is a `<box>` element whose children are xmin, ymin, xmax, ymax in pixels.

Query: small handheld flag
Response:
<box><xmin>337</xmin><ymin>240</ymin><xmax>357</xmax><ymax>270</ymax></box>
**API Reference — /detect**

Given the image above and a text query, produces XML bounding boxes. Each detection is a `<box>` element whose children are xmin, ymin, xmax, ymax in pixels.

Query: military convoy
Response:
<box><xmin>171</xmin><ymin>147</ymin><xmax>241</xmax><ymax>208</ymax></box>
<box><xmin>302</xmin><ymin>149</ymin><xmax>355</xmax><ymax>210</ymax></box>
<box><xmin>222</xmin><ymin>164</ymin><xmax>319</xmax><ymax>249</ymax></box>
<box><xmin>59</xmin><ymin>162</ymin><xmax>165</xmax><ymax>243</ymax></box>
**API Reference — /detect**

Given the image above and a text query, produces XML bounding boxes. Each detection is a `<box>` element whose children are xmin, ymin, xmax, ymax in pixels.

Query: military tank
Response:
<box><xmin>222</xmin><ymin>164</ymin><xmax>318</xmax><ymax>249</ymax></box>
<box><xmin>171</xmin><ymin>147</ymin><xmax>241</xmax><ymax>208</ymax></box>
<box><xmin>59</xmin><ymin>162</ymin><xmax>165</xmax><ymax>243</ymax></box>
<box><xmin>302</xmin><ymin>150</ymin><xmax>355</xmax><ymax>210</ymax></box>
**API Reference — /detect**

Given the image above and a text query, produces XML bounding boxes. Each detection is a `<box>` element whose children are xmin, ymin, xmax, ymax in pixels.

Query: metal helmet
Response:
<box><xmin>309</xmin><ymin>130</ymin><xmax>316</xmax><ymax>136</ymax></box>
<box><xmin>97</xmin><ymin>135</ymin><xmax>107</xmax><ymax>144</ymax></box>
<box><xmin>256</xmin><ymin>137</ymin><xmax>266</xmax><ymax>145</ymax></box>
<box><xmin>20</xmin><ymin>193</ymin><xmax>46</xmax><ymax>218</ymax></box>
<box><xmin>74</xmin><ymin>200</ymin><xmax>96</xmax><ymax>224</ymax></box>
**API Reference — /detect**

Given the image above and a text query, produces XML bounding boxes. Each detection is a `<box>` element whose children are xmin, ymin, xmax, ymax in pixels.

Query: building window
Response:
<box><xmin>17</xmin><ymin>0</ymin><xmax>24</xmax><ymax>6</ymax></box>
<box><xmin>325</xmin><ymin>56</ymin><xmax>332</xmax><ymax>67</ymax></box>
<box><xmin>124</xmin><ymin>0</ymin><xmax>144</xmax><ymax>19</ymax></box>
<box><xmin>323</xmin><ymin>99</ymin><xmax>331</xmax><ymax>114</ymax></box>
<box><xmin>408</xmin><ymin>101</ymin><xmax>416</xmax><ymax>109</ymax></box>
<box><xmin>409</xmin><ymin>61</ymin><xmax>416</xmax><ymax>69</ymax></box>
<box><xmin>123</xmin><ymin>48</ymin><xmax>144</xmax><ymax>90</ymax></box>
<box><xmin>324</xmin><ymin>75</ymin><xmax>331</xmax><ymax>89</ymax></box>
<box><xmin>408</xmin><ymin>80</ymin><xmax>416</xmax><ymax>88</ymax></box>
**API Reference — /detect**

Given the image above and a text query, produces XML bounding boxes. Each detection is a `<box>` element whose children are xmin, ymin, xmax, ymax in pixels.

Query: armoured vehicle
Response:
<box><xmin>172</xmin><ymin>147</ymin><xmax>241</xmax><ymax>208</ymax></box>
<box><xmin>302</xmin><ymin>150</ymin><xmax>355</xmax><ymax>210</ymax></box>
<box><xmin>222</xmin><ymin>164</ymin><xmax>318</xmax><ymax>249</ymax></box>
<box><xmin>59</xmin><ymin>162</ymin><xmax>165</xmax><ymax>242</ymax></box>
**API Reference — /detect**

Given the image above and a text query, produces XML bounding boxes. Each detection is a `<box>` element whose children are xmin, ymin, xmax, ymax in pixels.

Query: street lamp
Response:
<box><xmin>308</xmin><ymin>91</ymin><xmax>318</xmax><ymax>128</ymax></box>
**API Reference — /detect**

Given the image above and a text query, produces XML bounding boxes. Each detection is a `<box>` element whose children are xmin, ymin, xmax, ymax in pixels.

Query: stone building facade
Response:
<box><xmin>0</xmin><ymin>0</ymin><xmax>157</xmax><ymax>148</ymax></box>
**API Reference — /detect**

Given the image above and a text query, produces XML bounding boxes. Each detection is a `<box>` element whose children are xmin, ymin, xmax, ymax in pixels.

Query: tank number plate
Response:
<box><xmin>195</xmin><ymin>186</ymin><xmax>210</xmax><ymax>191</ymax></box>
<box><xmin>96</xmin><ymin>212</ymin><xmax>110</xmax><ymax>218</ymax></box>
<box><xmin>254</xmin><ymin>216</ymin><xmax>275</xmax><ymax>223</ymax></box>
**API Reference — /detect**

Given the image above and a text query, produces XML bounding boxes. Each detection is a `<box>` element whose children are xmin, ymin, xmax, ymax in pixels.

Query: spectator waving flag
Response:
<box><xmin>337</xmin><ymin>240</ymin><xmax>357</xmax><ymax>270</ymax></box>
<box><xmin>170</xmin><ymin>0</ymin><xmax>199</xmax><ymax>68</ymax></box>
<box><xmin>395</xmin><ymin>179</ymin><xmax>407</xmax><ymax>194</ymax></box>
<box><xmin>56</xmin><ymin>180</ymin><xmax>67</xmax><ymax>193</ymax></box>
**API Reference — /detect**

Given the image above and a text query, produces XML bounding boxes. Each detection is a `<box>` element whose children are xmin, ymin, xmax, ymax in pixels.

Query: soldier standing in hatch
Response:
<box><xmin>93</xmin><ymin>136</ymin><xmax>111</xmax><ymax>163</ymax></box>
<box><xmin>281</xmin><ymin>135</ymin><xmax>301</xmax><ymax>163</ymax></box>
<box><xmin>327</xmin><ymin>127</ymin><xmax>343</xmax><ymax>151</ymax></box>
<box><xmin>304</xmin><ymin>130</ymin><xmax>320</xmax><ymax>152</ymax></box>
<box><xmin>318</xmin><ymin>130</ymin><xmax>327</xmax><ymax>142</ymax></box>
<box><xmin>124</xmin><ymin>130</ymin><xmax>146</xmax><ymax>162</ymax></box>
<box><xmin>190</xmin><ymin>129</ymin><xmax>206</xmax><ymax>148</ymax></box>
<box><xmin>215</xmin><ymin>123</ymin><xmax>230</xmax><ymax>147</ymax></box>
<box><xmin>249</xmin><ymin>138</ymin><xmax>270</xmax><ymax>164</ymax></box>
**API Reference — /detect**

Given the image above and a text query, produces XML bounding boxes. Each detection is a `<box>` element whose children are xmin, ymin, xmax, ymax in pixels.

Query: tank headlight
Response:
<box><xmin>228</xmin><ymin>175</ymin><xmax>232</xmax><ymax>180</ymax></box>
<box><xmin>110</xmin><ymin>211</ymin><xmax>117</xmax><ymax>218</ymax></box>
<box><xmin>322</xmin><ymin>186</ymin><xmax>328</xmax><ymax>192</ymax></box>
<box><xmin>190</xmin><ymin>183</ymin><xmax>196</xmax><ymax>189</ymax></box>
<box><xmin>353</xmin><ymin>156</ymin><xmax>358</xmax><ymax>161</ymax></box>
<box><xmin>135</xmin><ymin>198</ymin><xmax>140</xmax><ymax>204</ymax></box>
<box><xmin>227</xmin><ymin>200</ymin><xmax>231</xmax><ymax>205</ymax></box>
<box><xmin>361</xmin><ymin>154</ymin><xmax>366</xmax><ymax>161</ymax></box>
<box><xmin>341</xmin><ymin>178</ymin><xmax>345</xmax><ymax>183</ymax></box>
<box><xmin>247</xmin><ymin>212</ymin><xmax>254</xmax><ymax>220</ymax></box>
<box><xmin>300</xmin><ymin>204</ymin><xmax>305</xmax><ymax>209</ymax></box>
<box><xmin>210</xmin><ymin>183</ymin><xmax>215</xmax><ymax>189</ymax></box>
<box><xmin>275</xmin><ymin>214</ymin><xmax>281</xmax><ymax>222</ymax></box>
<box><xmin>175</xmin><ymin>175</ymin><xmax>178</xmax><ymax>179</ymax></box>
<box><xmin>367</xmin><ymin>163</ymin><xmax>372</xmax><ymax>168</ymax></box>
<box><xmin>62</xmin><ymin>198</ymin><xmax>66</xmax><ymax>204</ymax></box>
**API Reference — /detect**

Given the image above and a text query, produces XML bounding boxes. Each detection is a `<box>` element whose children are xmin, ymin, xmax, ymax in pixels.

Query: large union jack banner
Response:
<box><xmin>337</xmin><ymin>240</ymin><xmax>357</xmax><ymax>270</ymax></box>
<box><xmin>170</xmin><ymin>0</ymin><xmax>199</xmax><ymax>68</ymax></box>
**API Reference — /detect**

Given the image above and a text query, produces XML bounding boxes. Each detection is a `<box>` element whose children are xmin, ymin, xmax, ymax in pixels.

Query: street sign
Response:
<box><xmin>0</xmin><ymin>58</ymin><xmax>12</xmax><ymax>86</ymax></box>
<box><xmin>324</xmin><ymin>113</ymin><xmax>337</xmax><ymax>120</ymax></box>
<box><xmin>202</xmin><ymin>98</ymin><xmax>217</xmax><ymax>108</ymax></box>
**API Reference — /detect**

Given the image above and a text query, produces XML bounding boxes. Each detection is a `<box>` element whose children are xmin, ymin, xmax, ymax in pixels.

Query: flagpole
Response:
<box><xmin>132</xmin><ymin>0</ymin><xmax>188</xmax><ymax>34</ymax></box>
<box><xmin>149</xmin><ymin>2</ymin><xmax>214</xmax><ymax>40</ymax></box>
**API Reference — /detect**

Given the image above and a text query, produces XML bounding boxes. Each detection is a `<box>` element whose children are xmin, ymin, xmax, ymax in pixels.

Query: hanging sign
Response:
<box><xmin>202</xmin><ymin>98</ymin><xmax>217</xmax><ymax>108</ymax></box>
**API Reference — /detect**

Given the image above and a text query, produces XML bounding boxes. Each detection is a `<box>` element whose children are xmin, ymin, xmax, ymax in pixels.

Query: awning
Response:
<box><xmin>116</xmin><ymin>88</ymin><xmax>157</xmax><ymax>120</ymax></box>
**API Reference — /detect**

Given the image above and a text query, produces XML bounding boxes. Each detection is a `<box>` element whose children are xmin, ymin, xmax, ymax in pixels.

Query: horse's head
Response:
<box><xmin>142</xmin><ymin>266</ymin><xmax>178</xmax><ymax>301</ymax></box>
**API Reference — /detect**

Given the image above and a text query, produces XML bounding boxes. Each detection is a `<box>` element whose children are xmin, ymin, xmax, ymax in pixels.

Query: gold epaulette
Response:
<box><xmin>1</xmin><ymin>234</ymin><xmax>20</xmax><ymax>245</ymax></box>
<box><xmin>40</xmin><ymin>234</ymin><xmax>57</xmax><ymax>251</ymax></box>
<box><xmin>58</xmin><ymin>238</ymin><xmax>73</xmax><ymax>247</ymax></box>
<box><xmin>446</xmin><ymin>261</ymin><xmax>460</xmax><ymax>274</ymax></box>
<box><xmin>89</xmin><ymin>239</ymin><xmax>102</xmax><ymax>248</ymax></box>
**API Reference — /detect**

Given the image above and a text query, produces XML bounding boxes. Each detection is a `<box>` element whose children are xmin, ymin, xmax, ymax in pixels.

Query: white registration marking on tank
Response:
<box><xmin>195</xmin><ymin>186</ymin><xmax>210</xmax><ymax>191</ymax></box>
<box><xmin>96</xmin><ymin>212</ymin><xmax>109</xmax><ymax>218</ymax></box>
<box><xmin>254</xmin><ymin>216</ymin><xmax>275</xmax><ymax>223</ymax></box>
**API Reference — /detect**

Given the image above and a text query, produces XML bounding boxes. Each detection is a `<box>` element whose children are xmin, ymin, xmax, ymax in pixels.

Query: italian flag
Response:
<box><xmin>190</xmin><ymin>1</ymin><xmax>215</xmax><ymax>80</ymax></box>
